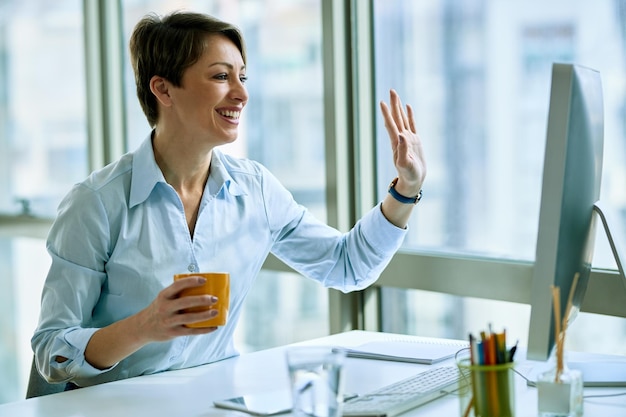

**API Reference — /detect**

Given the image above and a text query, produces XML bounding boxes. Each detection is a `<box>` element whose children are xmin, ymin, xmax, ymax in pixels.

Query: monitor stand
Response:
<box><xmin>522</xmin><ymin>203</ymin><xmax>626</xmax><ymax>387</ymax></box>
<box><xmin>593</xmin><ymin>201</ymin><xmax>626</xmax><ymax>288</ymax></box>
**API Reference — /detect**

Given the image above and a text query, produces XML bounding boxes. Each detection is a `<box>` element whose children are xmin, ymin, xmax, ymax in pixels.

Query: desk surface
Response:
<box><xmin>1</xmin><ymin>331</ymin><xmax>625</xmax><ymax>417</ymax></box>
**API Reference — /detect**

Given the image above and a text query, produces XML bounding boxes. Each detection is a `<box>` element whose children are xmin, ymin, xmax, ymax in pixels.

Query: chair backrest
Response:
<box><xmin>26</xmin><ymin>356</ymin><xmax>65</xmax><ymax>399</ymax></box>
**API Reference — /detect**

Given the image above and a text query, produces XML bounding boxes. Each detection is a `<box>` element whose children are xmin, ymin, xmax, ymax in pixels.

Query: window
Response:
<box><xmin>121</xmin><ymin>0</ymin><xmax>327</xmax><ymax>353</ymax></box>
<box><xmin>373</xmin><ymin>0</ymin><xmax>626</xmax><ymax>351</ymax></box>
<box><xmin>0</xmin><ymin>0</ymin><xmax>327</xmax><ymax>404</ymax></box>
<box><xmin>0</xmin><ymin>0</ymin><xmax>86</xmax><ymax>403</ymax></box>
<box><xmin>0</xmin><ymin>1</ymin><xmax>87</xmax><ymax>217</ymax></box>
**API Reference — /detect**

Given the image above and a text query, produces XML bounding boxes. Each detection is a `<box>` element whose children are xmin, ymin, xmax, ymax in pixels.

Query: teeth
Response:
<box><xmin>218</xmin><ymin>110</ymin><xmax>240</xmax><ymax>119</ymax></box>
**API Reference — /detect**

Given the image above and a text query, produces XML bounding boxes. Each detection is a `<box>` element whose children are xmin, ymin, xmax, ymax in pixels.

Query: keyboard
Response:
<box><xmin>342</xmin><ymin>366</ymin><xmax>463</xmax><ymax>417</ymax></box>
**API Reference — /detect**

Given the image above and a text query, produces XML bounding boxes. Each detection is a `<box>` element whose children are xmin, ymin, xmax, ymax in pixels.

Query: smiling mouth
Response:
<box><xmin>217</xmin><ymin>110</ymin><xmax>241</xmax><ymax>120</ymax></box>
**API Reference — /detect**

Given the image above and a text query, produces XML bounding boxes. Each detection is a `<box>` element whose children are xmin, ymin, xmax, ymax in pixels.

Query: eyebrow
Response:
<box><xmin>209</xmin><ymin>62</ymin><xmax>246</xmax><ymax>71</ymax></box>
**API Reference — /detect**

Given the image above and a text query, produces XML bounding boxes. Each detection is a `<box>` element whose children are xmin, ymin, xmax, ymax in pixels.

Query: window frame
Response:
<box><xmin>322</xmin><ymin>0</ymin><xmax>626</xmax><ymax>333</ymax></box>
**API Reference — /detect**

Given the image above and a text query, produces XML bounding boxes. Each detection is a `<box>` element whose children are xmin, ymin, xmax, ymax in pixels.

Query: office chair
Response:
<box><xmin>26</xmin><ymin>356</ymin><xmax>65</xmax><ymax>399</ymax></box>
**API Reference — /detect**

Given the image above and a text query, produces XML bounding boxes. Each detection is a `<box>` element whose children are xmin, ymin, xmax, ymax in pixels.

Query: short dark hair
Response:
<box><xmin>129</xmin><ymin>11</ymin><xmax>246</xmax><ymax>127</ymax></box>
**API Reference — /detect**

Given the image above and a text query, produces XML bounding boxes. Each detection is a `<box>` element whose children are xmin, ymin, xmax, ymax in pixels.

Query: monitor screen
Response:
<box><xmin>527</xmin><ymin>62</ymin><xmax>604</xmax><ymax>361</ymax></box>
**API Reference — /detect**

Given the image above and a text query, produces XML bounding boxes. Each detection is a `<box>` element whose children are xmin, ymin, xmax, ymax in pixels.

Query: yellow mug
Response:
<box><xmin>173</xmin><ymin>272</ymin><xmax>230</xmax><ymax>328</ymax></box>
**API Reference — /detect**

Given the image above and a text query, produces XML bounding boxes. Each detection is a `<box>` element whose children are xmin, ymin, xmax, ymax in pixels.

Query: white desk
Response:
<box><xmin>1</xmin><ymin>331</ymin><xmax>625</xmax><ymax>417</ymax></box>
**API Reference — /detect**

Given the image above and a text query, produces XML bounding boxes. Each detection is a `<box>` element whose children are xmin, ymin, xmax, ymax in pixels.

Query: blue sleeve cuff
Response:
<box><xmin>50</xmin><ymin>328</ymin><xmax>119</xmax><ymax>383</ymax></box>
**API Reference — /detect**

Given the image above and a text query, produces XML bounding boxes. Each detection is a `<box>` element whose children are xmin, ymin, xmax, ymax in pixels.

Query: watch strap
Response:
<box><xmin>388</xmin><ymin>177</ymin><xmax>422</xmax><ymax>204</ymax></box>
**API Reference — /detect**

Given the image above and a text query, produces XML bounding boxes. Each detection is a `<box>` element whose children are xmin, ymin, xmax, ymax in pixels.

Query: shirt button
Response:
<box><xmin>188</xmin><ymin>264</ymin><xmax>197</xmax><ymax>272</ymax></box>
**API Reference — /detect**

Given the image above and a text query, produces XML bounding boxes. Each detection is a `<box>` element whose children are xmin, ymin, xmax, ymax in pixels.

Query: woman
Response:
<box><xmin>32</xmin><ymin>10</ymin><xmax>426</xmax><ymax>387</ymax></box>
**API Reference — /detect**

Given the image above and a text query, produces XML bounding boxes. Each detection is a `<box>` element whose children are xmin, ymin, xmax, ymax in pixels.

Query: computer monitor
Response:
<box><xmin>527</xmin><ymin>62</ymin><xmax>603</xmax><ymax>361</ymax></box>
<box><xmin>526</xmin><ymin>63</ymin><xmax>626</xmax><ymax>386</ymax></box>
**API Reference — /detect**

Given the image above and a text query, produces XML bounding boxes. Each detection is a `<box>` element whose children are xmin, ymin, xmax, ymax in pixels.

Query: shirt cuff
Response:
<box><xmin>366</xmin><ymin>202</ymin><xmax>408</xmax><ymax>249</ymax></box>
<box><xmin>56</xmin><ymin>328</ymin><xmax>119</xmax><ymax>383</ymax></box>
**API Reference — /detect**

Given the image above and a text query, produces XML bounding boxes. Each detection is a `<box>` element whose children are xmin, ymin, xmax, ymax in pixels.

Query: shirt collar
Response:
<box><xmin>209</xmin><ymin>149</ymin><xmax>246</xmax><ymax>198</ymax></box>
<box><xmin>129</xmin><ymin>133</ymin><xmax>165</xmax><ymax>208</ymax></box>
<box><xmin>129</xmin><ymin>133</ymin><xmax>246</xmax><ymax>208</ymax></box>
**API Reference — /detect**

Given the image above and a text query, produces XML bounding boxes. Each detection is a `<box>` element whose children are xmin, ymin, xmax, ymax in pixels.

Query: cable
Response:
<box><xmin>583</xmin><ymin>391</ymin><xmax>626</xmax><ymax>399</ymax></box>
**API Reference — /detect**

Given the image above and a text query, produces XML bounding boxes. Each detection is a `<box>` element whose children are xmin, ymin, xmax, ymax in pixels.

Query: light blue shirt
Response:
<box><xmin>32</xmin><ymin>135</ymin><xmax>408</xmax><ymax>387</ymax></box>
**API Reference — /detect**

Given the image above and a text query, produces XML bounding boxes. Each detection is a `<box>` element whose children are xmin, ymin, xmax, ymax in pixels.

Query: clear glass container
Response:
<box><xmin>537</xmin><ymin>349</ymin><xmax>583</xmax><ymax>417</ymax></box>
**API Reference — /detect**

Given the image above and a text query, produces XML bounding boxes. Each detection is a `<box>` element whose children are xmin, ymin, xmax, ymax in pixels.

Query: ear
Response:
<box><xmin>149</xmin><ymin>75</ymin><xmax>172</xmax><ymax>107</ymax></box>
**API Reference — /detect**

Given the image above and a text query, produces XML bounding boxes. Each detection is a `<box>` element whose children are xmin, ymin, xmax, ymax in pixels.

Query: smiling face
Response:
<box><xmin>162</xmin><ymin>34</ymin><xmax>248</xmax><ymax>147</ymax></box>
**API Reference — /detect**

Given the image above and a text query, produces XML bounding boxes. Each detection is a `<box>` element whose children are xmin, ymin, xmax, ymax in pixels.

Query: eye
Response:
<box><xmin>214</xmin><ymin>73</ymin><xmax>228</xmax><ymax>80</ymax></box>
<box><xmin>240</xmin><ymin>75</ymin><xmax>248</xmax><ymax>84</ymax></box>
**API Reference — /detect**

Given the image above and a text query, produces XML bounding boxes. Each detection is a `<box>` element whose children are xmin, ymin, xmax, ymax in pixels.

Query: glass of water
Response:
<box><xmin>286</xmin><ymin>346</ymin><xmax>347</xmax><ymax>417</ymax></box>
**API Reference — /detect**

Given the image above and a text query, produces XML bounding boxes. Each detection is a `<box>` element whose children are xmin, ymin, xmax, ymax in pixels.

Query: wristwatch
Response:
<box><xmin>388</xmin><ymin>177</ymin><xmax>422</xmax><ymax>204</ymax></box>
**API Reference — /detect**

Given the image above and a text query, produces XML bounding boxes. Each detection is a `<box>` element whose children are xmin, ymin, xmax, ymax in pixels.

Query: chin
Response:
<box><xmin>215</xmin><ymin>135</ymin><xmax>238</xmax><ymax>147</ymax></box>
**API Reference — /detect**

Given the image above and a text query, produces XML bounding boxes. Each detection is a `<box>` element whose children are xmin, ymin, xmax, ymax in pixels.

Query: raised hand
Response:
<box><xmin>379</xmin><ymin>89</ymin><xmax>426</xmax><ymax>197</ymax></box>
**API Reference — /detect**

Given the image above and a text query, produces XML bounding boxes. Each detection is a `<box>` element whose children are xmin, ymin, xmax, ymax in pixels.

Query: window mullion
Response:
<box><xmin>322</xmin><ymin>0</ymin><xmax>361</xmax><ymax>334</ymax></box>
<box><xmin>351</xmin><ymin>0</ymin><xmax>382</xmax><ymax>333</ymax></box>
<box><xmin>83</xmin><ymin>0</ymin><xmax>126</xmax><ymax>171</ymax></box>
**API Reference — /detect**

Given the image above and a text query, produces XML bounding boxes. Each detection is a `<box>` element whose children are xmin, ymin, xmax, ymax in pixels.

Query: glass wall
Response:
<box><xmin>0</xmin><ymin>0</ymin><xmax>87</xmax><ymax>217</ymax></box>
<box><xmin>0</xmin><ymin>0</ymin><xmax>85</xmax><ymax>403</ymax></box>
<box><xmin>0</xmin><ymin>0</ymin><xmax>327</xmax><ymax>404</ymax></box>
<box><xmin>120</xmin><ymin>0</ymin><xmax>328</xmax><ymax>354</ymax></box>
<box><xmin>374</xmin><ymin>0</ymin><xmax>626</xmax><ymax>353</ymax></box>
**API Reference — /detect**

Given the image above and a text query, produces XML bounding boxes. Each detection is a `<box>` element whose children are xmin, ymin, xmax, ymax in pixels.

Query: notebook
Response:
<box><xmin>344</xmin><ymin>338</ymin><xmax>469</xmax><ymax>365</ymax></box>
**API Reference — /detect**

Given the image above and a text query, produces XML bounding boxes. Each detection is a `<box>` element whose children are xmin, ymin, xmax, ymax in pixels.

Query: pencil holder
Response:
<box><xmin>457</xmin><ymin>357</ymin><xmax>516</xmax><ymax>417</ymax></box>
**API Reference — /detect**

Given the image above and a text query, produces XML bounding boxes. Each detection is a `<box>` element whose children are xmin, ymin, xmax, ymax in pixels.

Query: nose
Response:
<box><xmin>230</xmin><ymin>78</ymin><xmax>249</xmax><ymax>104</ymax></box>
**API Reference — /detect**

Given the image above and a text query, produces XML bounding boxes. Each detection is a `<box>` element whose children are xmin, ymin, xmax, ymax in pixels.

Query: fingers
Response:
<box><xmin>167</xmin><ymin>276</ymin><xmax>219</xmax><ymax>318</ymax></box>
<box><xmin>407</xmin><ymin>104</ymin><xmax>416</xmax><ymax>134</ymax></box>
<box><xmin>173</xmin><ymin>293</ymin><xmax>218</xmax><ymax>311</ymax></box>
<box><xmin>171</xmin><ymin>286</ymin><xmax>221</xmax><ymax>331</ymax></box>
<box><xmin>171</xmin><ymin>306</ymin><xmax>219</xmax><ymax>328</ymax></box>
<box><xmin>164</xmin><ymin>275</ymin><xmax>206</xmax><ymax>299</ymax></box>
<box><xmin>391</xmin><ymin>90</ymin><xmax>410</xmax><ymax>132</ymax></box>
<box><xmin>379</xmin><ymin>100</ymin><xmax>399</xmax><ymax>147</ymax></box>
<box><xmin>152</xmin><ymin>295</ymin><xmax>220</xmax><ymax>338</ymax></box>
<box><xmin>380</xmin><ymin>89</ymin><xmax>427</xmax><ymax>187</ymax></box>
<box><xmin>142</xmin><ymin>278</ymin><xmax>222</xmax><ymax>339</ymax></box>
<box><xmin>381</xmin><ymin>89</ymin><xmax>416</xmax><ymax>135</ymax></box>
